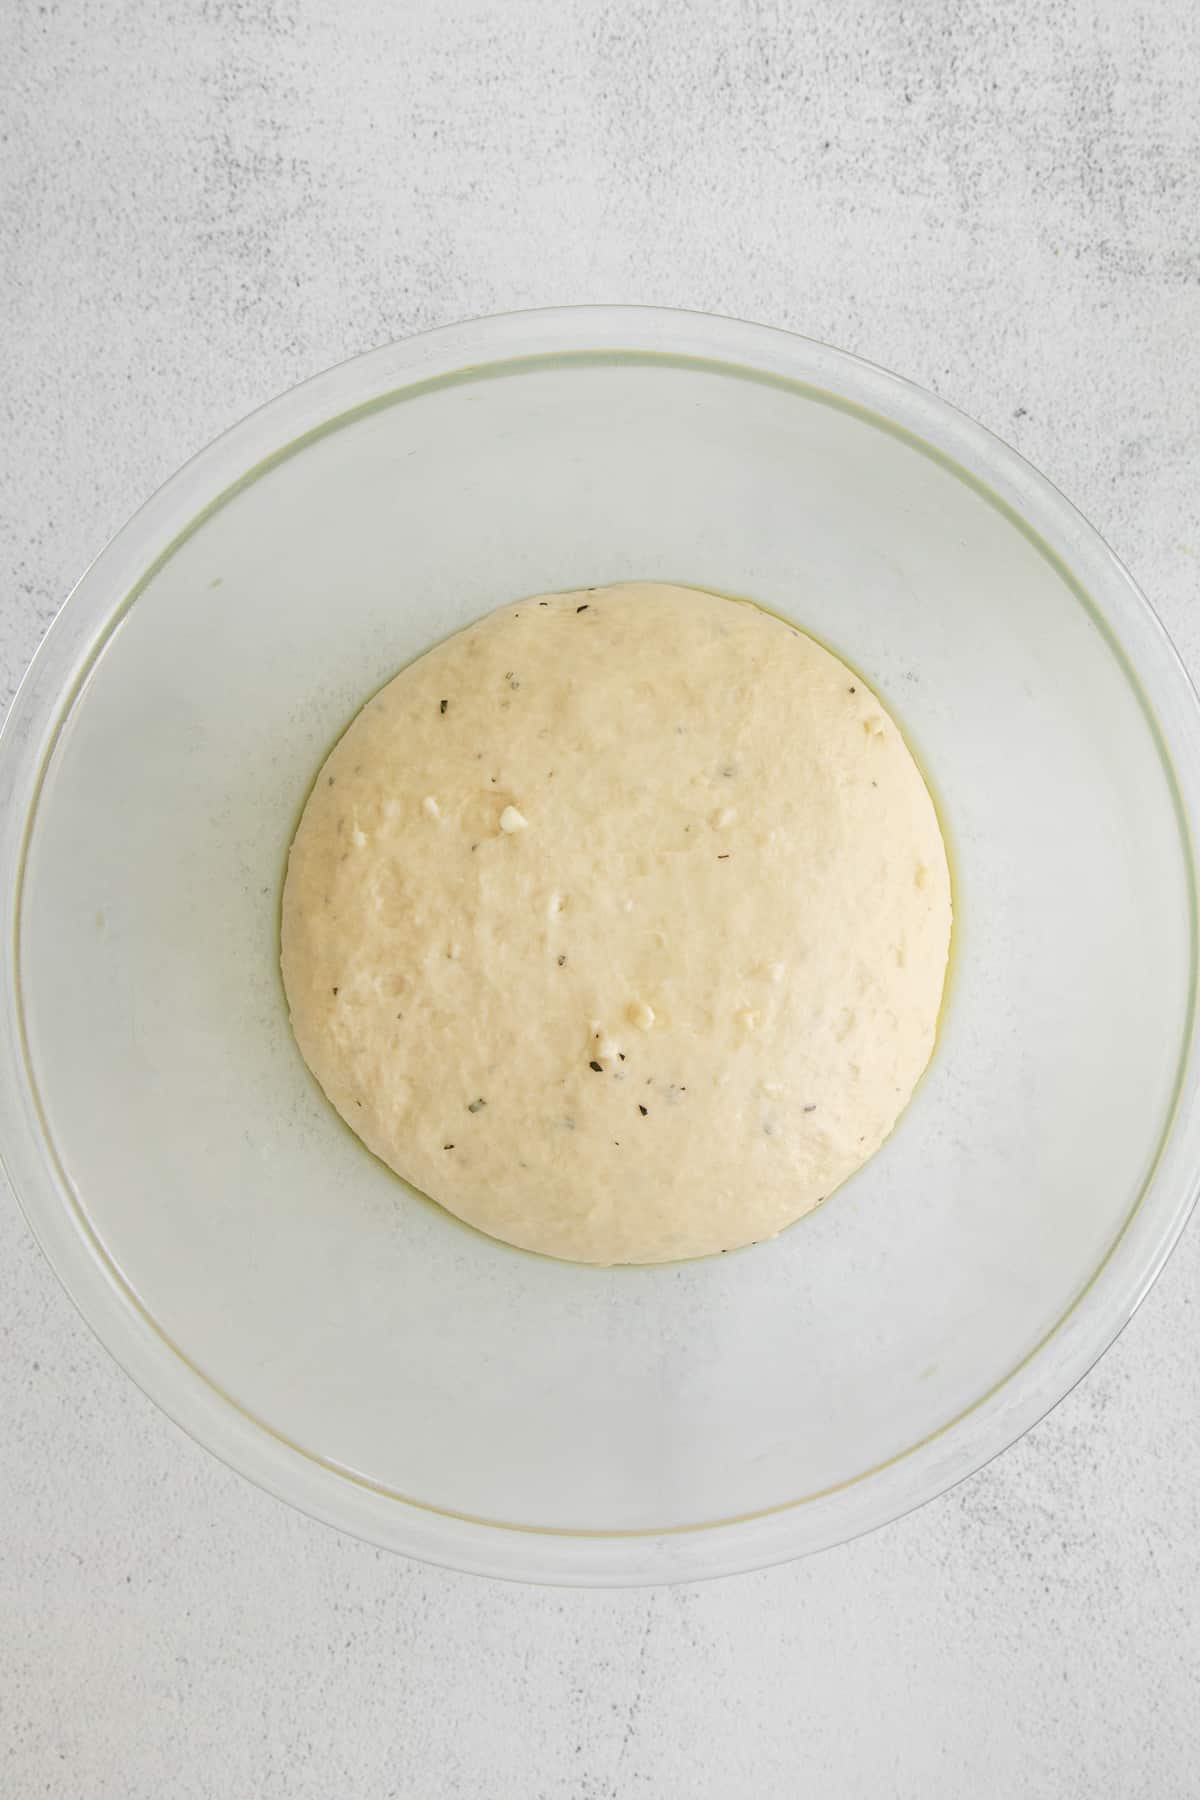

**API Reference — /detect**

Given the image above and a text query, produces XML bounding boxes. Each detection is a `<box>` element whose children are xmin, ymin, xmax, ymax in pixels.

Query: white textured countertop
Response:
<box><xmin>3</xmin><ymin>2</ymin><xmax>1199</xmax><ymax>1793</ymax></box>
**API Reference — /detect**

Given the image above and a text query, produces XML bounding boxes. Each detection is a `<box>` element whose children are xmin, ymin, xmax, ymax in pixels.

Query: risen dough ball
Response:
<box><xmin>282</xmin><ymin>583</ymin><xmax>951</xmax><ymax>1264</ymax></box>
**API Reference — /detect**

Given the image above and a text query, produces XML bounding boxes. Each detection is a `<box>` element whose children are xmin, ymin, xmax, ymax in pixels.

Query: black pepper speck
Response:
<box><xmin>439</xmin><ymin>698</ymin><xmax>448</xmax><ymax>714</ymax></box>
<box><xmin>638</xmin><ymin>1104</ymin><xmax>648</xmax><ymax>1116</ymax></box>
<box><xmin>589</xmin><ymin>1060</ymin><xmax>603</xmax><ymax>1072</ymax></box>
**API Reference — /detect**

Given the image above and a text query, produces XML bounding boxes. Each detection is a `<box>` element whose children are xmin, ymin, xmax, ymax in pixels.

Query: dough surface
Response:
<box><xmin>281</xmin><ymin>582</ymin><xmax>952</xmax><ymax>1264</ymax></box>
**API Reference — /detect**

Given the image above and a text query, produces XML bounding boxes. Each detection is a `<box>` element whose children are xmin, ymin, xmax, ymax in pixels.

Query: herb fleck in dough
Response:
<box><xmin>282</xmin><ymin>582</ymin><xmax>952</xmax><ymax>1264</ymax></box>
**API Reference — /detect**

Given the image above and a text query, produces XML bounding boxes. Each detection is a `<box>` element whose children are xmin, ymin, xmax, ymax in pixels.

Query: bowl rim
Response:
<box><xmin>3</xmin><ymin>303</ymin><xmax>1199</xmax><ymax>1586</ymax></box>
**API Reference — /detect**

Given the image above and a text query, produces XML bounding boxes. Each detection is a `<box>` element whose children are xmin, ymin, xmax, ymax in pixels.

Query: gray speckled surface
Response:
<box><xmin>3</xmin><ymin>2</ymin><xmax>1200</xmax><ymax>1794</ymax></box>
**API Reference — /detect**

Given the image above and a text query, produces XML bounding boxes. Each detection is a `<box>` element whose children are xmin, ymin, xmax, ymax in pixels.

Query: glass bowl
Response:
<box><xmin>2</xmin><ymin>307</ymin><xmax>1198</xmax><ymax>1586</ymax></box>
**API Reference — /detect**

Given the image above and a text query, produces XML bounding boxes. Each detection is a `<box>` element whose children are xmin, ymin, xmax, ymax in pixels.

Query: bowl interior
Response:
<box><xmin>17</xmin><ymin>349</ymin><xmax>1192</xmax><ymax>1537</ymax></box>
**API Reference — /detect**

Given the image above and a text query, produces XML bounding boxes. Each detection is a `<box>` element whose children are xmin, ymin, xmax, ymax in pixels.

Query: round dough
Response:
<box><xmin>281</xmin><ymin>582</ymin><xmax>951</xmax><ymax>1265</ymax></box>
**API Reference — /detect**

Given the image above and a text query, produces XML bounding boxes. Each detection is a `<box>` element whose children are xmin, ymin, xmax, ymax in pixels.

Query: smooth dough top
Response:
<box><xmin>281</xmin><ymin>582</ymin><xmax>951</xmax><ymax>1264</ymax></box>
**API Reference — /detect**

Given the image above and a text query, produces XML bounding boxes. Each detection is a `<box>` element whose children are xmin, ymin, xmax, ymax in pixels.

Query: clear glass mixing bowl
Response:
<box><xmin>2</xmin><ymin>308</ymin><xmax>1198</xmax><ymax>1584</ymax></box>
